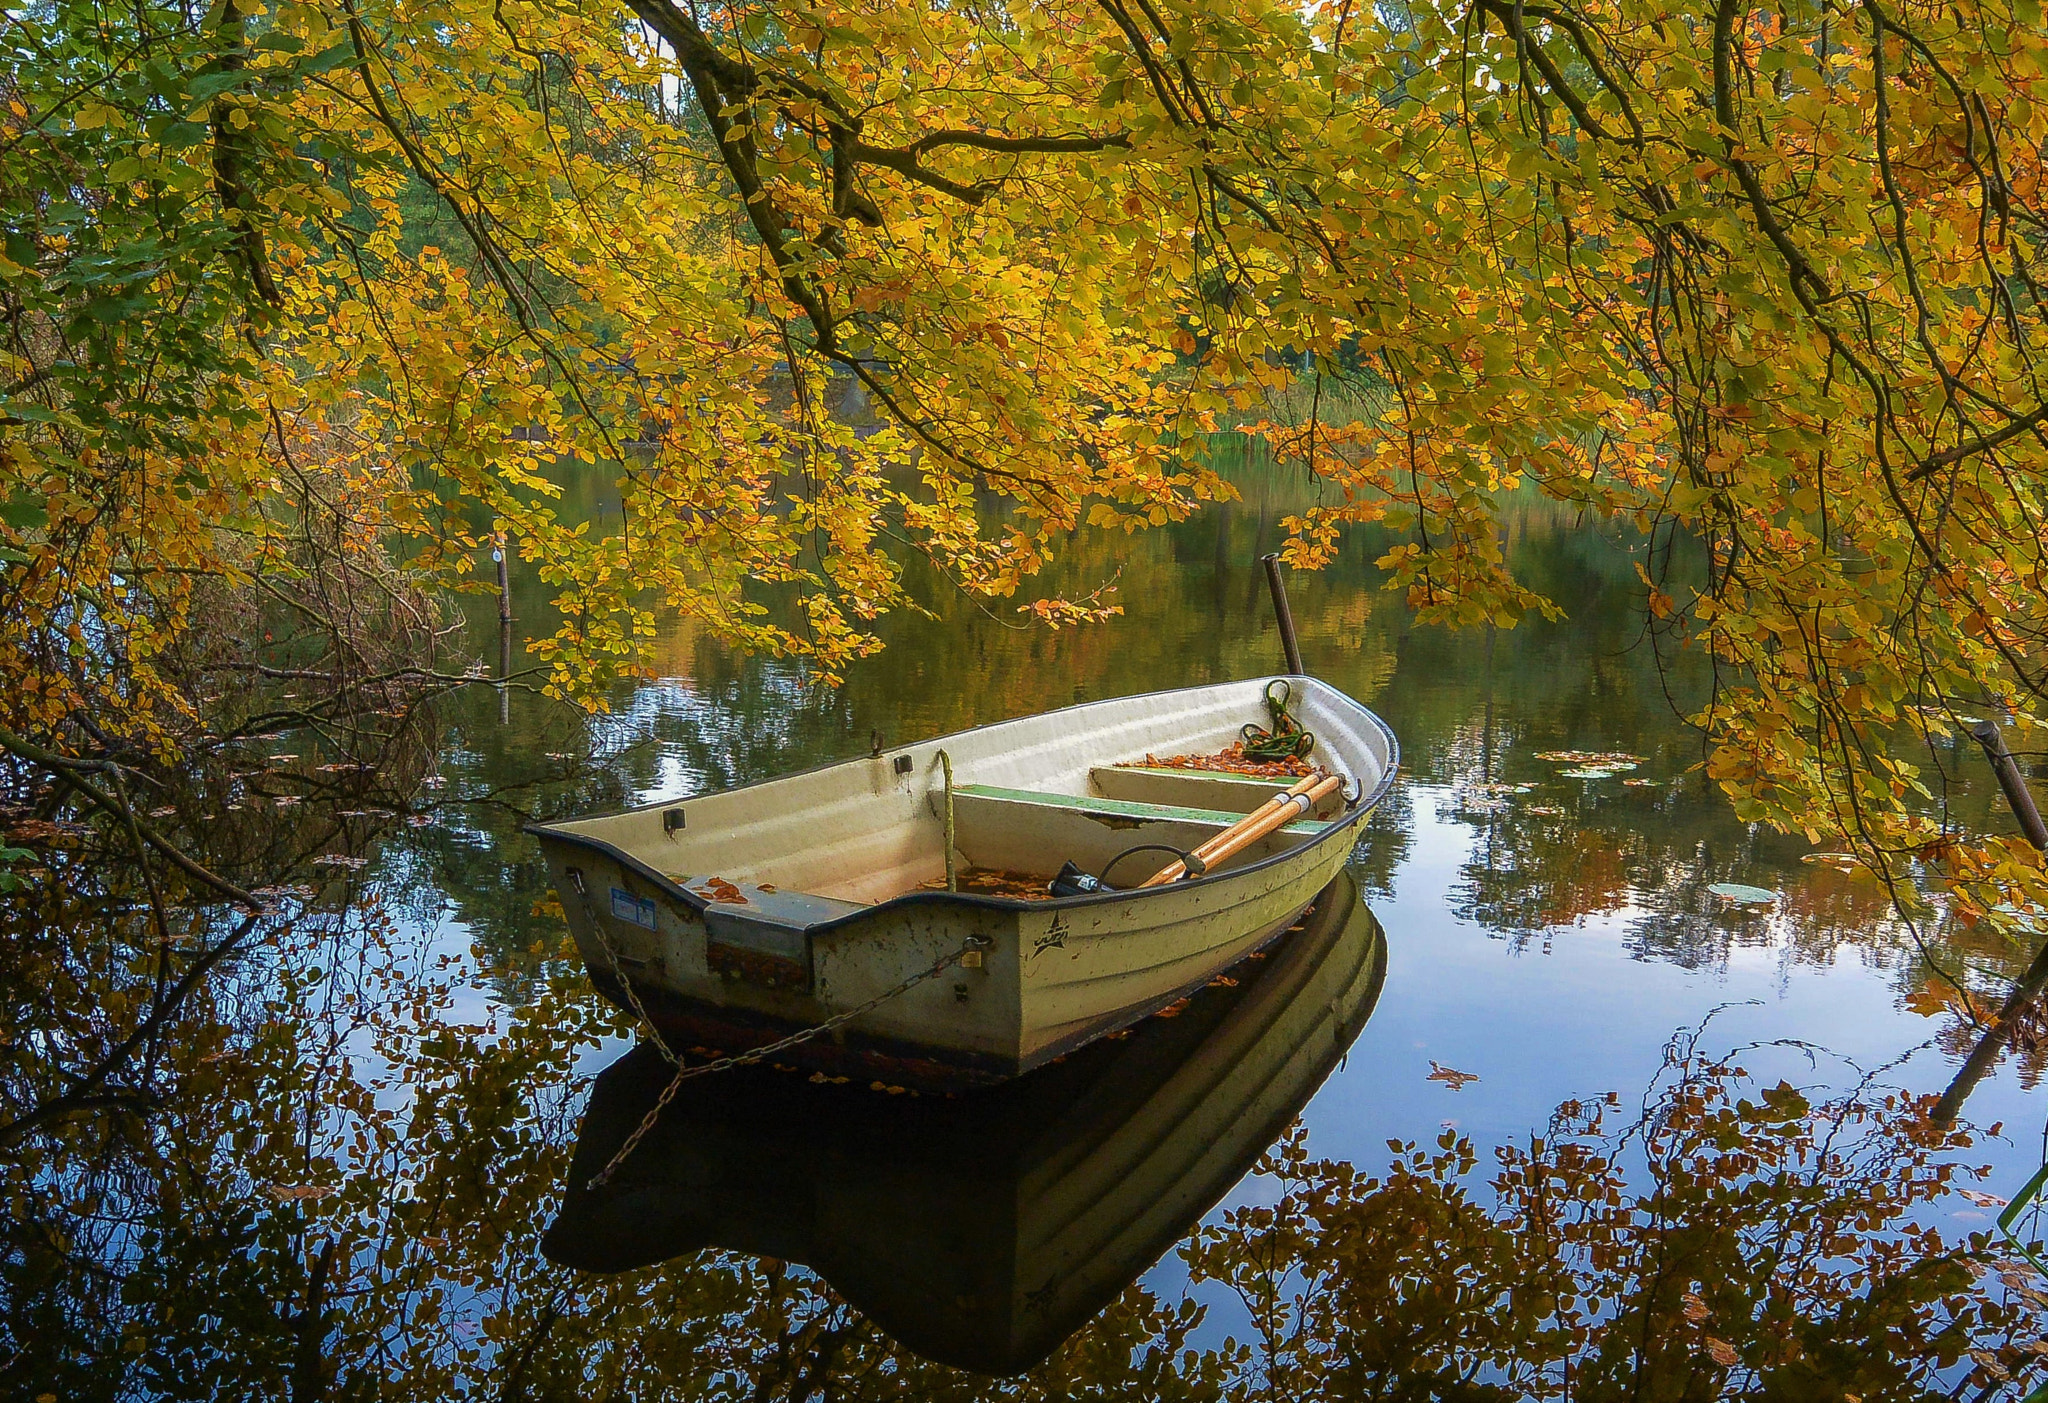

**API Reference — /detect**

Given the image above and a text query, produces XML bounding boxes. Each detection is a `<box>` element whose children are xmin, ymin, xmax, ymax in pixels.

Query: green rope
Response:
<box><xmin>1240</xmin><ymin>679</ymin><xmax>1316</xmax><ymax>761</ymax></box>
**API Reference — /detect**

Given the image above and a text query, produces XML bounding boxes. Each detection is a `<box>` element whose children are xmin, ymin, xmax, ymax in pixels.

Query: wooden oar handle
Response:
<box><xmin>1144</xmin><ymin>773</ymin><xmax>1319</xmax><ymax>885</ymax></box>
<box><xmin>1140</xmin><ymin>772</ymin><xmax>1344</xmax><ymax>887</ymax></box>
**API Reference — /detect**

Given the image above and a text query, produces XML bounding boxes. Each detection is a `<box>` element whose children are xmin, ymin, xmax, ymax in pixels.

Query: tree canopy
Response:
<box><xmin>5</xmin><ymin>0</ymin><xmax>2048</xmax><ymax>925</ymax></box>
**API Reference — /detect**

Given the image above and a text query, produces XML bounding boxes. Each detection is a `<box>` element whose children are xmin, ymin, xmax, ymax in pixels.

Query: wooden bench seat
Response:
<box><xmin>1087</xmin><ymin>765</ymin><xmax>1343</xmax><ymax>819</ymax></box>
<box><xmin>949</xmin><ymin>783</ymin><xmax>1324</xmax><ymax>883</ymax></box>
<box><xmin>954</xmin><ymin>784</ymin><xmax>1323</xmax><ymax>833</ymax></box>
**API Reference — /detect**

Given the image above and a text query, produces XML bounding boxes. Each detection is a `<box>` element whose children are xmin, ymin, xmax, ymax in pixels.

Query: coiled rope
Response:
<box><xmin>1240</xmin><ymin>679</ymin><xmax>1316</xmax><ymax>761</ymax></box>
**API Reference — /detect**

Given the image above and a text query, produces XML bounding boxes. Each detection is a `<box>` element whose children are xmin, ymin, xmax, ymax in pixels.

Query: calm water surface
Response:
<box><xmin>11</xmin><ymin>466</ymin><xmax>2046</xmax><ymax>1396</ymax></box>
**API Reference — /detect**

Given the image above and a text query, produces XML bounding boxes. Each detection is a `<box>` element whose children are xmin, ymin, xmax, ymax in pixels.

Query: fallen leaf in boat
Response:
<box><xmin>1154</xmin><ymin>997</ymin><xmax>1191</xmax><ymax>1019</ymax></box>
<box><xmin>1708</xmin><ymin>882</ymin><xmax>1778</xmax><ymax>906</ymax></box>
<box><xmin>808</xmin><ymin>1072</ymin><xmax>850</xmax><ymax>1084</ymax></box>
<box><xmin>1134</xmin><ymin>743</ymin><xmax>1324</xmax><ymax>780</ymax></box>
<box><xmin>1682</xmin><ymin>1292</ymin><xmax>1710</xmax><ymax>1322</ymax></box>
<box><xmin>1208</xmin><ymin>975</ymin><xmax>1239</xmax><ymax>988</ymax></box>
<box><xmin>1704</xmin><ymin>1338</ymin><xmax>1738</xmax><ymax>1367</ymax></box>
<box><xmin>757</xmin><ymin>883</ymin><xmax>777</xmax><ymax>893</ymax></box>
<box><xmin>1428</xmin><ymin>1060</ymin><xmax>1479</xmax><ymax>1090</ymax></box>
<box><xmin>693</xmin><ymin>877</ymin><xmax>747</xmax><ymax>904</ymax></box>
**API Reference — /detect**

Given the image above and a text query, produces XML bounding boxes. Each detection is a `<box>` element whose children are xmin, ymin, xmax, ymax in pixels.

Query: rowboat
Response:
<box><xmin>528</xmin><ymin>675</ymin><xmax>1397</xmax><ymax>1088</ymax></box>
<box><xmin>542</xmin><ymin>870</ymin><xmax>1388</xmax><ymax>1374</ymax></box>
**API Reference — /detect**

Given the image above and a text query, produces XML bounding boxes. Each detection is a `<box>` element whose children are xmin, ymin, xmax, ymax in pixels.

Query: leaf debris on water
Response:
<box><xmin>1428</xmin><ymin>1060</ymin><xmax>1479</xmax><ymax>1090</ymax></box>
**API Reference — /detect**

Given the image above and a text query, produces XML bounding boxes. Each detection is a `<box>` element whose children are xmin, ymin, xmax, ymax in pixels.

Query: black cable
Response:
<box><xmin>1098</xmin><ymin>842</ymin><xmax>1207</xmax><ymax>888</ymax></box>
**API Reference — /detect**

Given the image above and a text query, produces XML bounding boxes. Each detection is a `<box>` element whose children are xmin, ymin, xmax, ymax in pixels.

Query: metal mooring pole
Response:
<box><xmin>1969</xmin><ymin>719</ymin><xmax>2048</xmax><ymax>850</ymax></box>
<box><xmin>1261</xmin><ymin>553</ymin><xmax>1305</xmax><ymax>676</ymax></box>
<box><xmin>1933</xmin><ymin>718</ymin><xmax>2048</xmax><ymax>1125</ymax></box>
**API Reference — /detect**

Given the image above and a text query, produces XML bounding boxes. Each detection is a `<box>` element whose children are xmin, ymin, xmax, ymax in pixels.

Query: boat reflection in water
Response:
<box><xmin>543</xmin><ymin>869</ymin><xmax>1388</xmax><ymax>1375</ymax></box>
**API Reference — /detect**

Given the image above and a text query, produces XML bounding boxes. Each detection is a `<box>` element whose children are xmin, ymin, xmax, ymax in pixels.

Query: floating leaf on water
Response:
<box><xmin>1802</xmin><ymin>852</ymin><xmax>1862</xmax><ymax>871</ymax></box>
<box><xmin>1526</xmin><ymin>804</ymin><xmax>1565</xmax><ymax>816</ymax></box>
<box><xmin>1957</xmin><ymin>1188</ymin><xmax>2009</xmax><ymax>1208</ymax></box>
<box><xmin>1428</xmin><ymin>1060</ymin><xmax>1479</xmax><ymax>1089</ymax></box>
<box><xmin>311</xmin><ymin>854</ymin><xmax>368</xmax><ymax>870</ymax></box>
<box><xmin>1704</xmin><ymin>1338</ymin><xmax>1739</xmax><ymax>1367</ymax></box>
<box><xmin>1708</xmin><ymin>882</ymin><xmax>1778</xmax><ymax>905</ymax></box>
<box><xmin>1682</xmin><ymin>1292</ymin><xmax>1710</xmax><ymax>1323</ymax></box>
<box><xmin>1561</xmin><ymin>767</ymin><xmax>1618</xmax><ymax>779</ymax></box>
<box><xmin>1535</xmin><ymin>750</ymin><xmax>1644</xmax><ymax>766</ymax></box>
<box><xmin>1622</xmin><ymin>777</ymin><xmax>1662</xmax><ymax>787</ymax></box>
<box><xmin>265</xmin><ymin>1184</ymin><xmax>334</xmax><ymax>1203</ymax></box>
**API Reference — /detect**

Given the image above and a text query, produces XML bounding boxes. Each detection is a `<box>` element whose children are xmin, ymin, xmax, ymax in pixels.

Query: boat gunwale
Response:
<box><xmin>522</xmin><ymin>676</ymin><xmax>1400</xmax><ymax>928</ymax></box>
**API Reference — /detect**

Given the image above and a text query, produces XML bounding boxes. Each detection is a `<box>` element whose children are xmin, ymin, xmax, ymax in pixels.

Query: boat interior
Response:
<box><xmin>538</xmin><ymin>678</ymin><xmax>1392</xmax><ymax>911</ymax></box>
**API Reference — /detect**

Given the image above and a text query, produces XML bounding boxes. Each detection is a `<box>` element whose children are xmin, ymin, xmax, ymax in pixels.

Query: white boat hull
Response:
<box><xmin>530</xmin><ymin>675</ymin><xmax>1397</xmax><ymax>1087</ymax></box>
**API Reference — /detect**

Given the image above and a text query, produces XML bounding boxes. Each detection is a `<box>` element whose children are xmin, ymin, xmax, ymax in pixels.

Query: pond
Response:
<box><xmin>7</xmin><ymin>463</ymin><xmax>2046</xmax><ymax>1397</ymax></box>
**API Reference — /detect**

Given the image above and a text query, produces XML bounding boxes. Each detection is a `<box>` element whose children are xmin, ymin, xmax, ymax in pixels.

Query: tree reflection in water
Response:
<box><xmin>4</xmin><ymin>861</ymin><xmax>2042</xmax><ymax>1399</ymax></box>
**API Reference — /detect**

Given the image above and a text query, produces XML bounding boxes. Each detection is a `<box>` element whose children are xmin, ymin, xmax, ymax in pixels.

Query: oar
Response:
<box><xmin>1166</xmin><ymin>773</ymin><xmax>1321</xmax><ymax>878</ymax></box>
<box><xmin>1140</xmin><ymin>773</ymin><xmax>1339</xmax><ymax>887</ymax></box>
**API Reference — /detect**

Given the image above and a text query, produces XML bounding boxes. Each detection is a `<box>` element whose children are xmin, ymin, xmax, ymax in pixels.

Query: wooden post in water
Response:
<box><xmin>495</xmin><ymin>527</ymin><xmax>513</xmax><ymax>725</ymax></box>
<box><xmin>1933</xmin><ymin>719</ymin><xmax>2048</xmax><ymax>1124</ymax></box>
<box><xmin>1970</xmin><ymin>718</ymin><xmax>2048</xmax><ymax>849</ymax></box>
<box><xmin>494</xmin><ymin>529</ymin><xmax>513</xmax><ymax>625</ymax></box>
<box><xmin>1261</xmin><ymin>553</ymin><xmax>1304</xmax><ymax>676</ymax></box>
<box><xmin>498</xmin><ymin>620</ymin><xmax>513</xmax><ymax>726</ymax></box>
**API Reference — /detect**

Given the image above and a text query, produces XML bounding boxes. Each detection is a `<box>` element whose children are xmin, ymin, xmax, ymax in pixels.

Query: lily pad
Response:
<box><xmin>1708</xmin><ymin>882</ymin><xmax>1778</xmax><ymax>906</ymax></box>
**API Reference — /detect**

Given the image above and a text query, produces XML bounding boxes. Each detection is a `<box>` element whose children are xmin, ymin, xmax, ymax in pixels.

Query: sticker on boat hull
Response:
<box><xmin>610</xmin><ymin>887</ymin><xmax>659</xmax><ymax>930</ymax></box>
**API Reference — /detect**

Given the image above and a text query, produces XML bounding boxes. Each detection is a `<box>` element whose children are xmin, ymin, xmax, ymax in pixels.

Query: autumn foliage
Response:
<box><xmin>4</xmin><ymin>0</ymin><xmax>2048</xmax><ymax>928</ymax></box>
